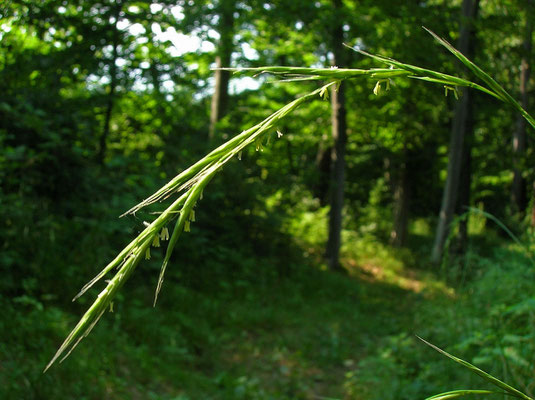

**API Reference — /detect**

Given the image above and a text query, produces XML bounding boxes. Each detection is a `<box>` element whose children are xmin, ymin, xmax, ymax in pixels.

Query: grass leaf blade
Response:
<box><xmin>426</xmin><ymin>390</ymin><xmax>504</xmax><ymax>400</ymax></box>
<box><xmin>418</xmin><ymin>337</ymin><xmax>533</xmax><ymax>400</ymax></box>
<box><xmin>424</xmin><ymin>27</ymin><xmax>535</xmax><ymax>130</ymax></box>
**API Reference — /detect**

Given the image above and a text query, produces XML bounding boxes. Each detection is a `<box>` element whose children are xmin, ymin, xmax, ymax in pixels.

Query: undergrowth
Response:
<box><xmin>4</xmin><ymin>200</ymin><xmax>534</xmax><ymax>399</ymax></box>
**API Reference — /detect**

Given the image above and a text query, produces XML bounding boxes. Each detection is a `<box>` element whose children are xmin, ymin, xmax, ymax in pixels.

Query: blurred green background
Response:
<box><xmin>1</xmin><ymin>0</ymin><xmax>535</xmax><ymax>399</ymax></box>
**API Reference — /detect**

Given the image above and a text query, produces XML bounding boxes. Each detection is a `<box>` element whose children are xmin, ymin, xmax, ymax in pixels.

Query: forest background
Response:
<box><xmin>1</xmin><ymin>0</ymin><xmax>535</xmax><ymax>399</ymax></box>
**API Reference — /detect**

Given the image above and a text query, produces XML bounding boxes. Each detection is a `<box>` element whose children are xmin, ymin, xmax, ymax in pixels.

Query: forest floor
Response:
<box><xmin>140</xmin><ymin>251</ymin><xmax>454</xmax><ymax>399</ymax></box>
<box><xmin>4</xmin><ymin>226</ymin><xmax>516</xmax><ymax>400</ymax></box>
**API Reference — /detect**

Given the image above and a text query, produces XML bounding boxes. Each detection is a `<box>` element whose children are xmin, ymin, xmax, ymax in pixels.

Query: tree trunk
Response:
<box><xmin>209</xmin><ymin>0</ymin><xmax>235</xmax><ymax>140</ymax></box>
<box><xmin>99</xmin><ymin>0</ymin><xmax>121</xmax><ymax>164</ymax></box>
<box><xmin>511</xmin><ymin>2</ymin><xmax>533</xmax><ymax>215</ymax></box>
<box><xmin>325</xmin><ymin>0</ymin><xmax>348</xmax><ymax>272</ymax></box>
<box><xmin>150</xmin><ymin>61</ymin><xmax>162</xmax><ymax>98</ymax></box>
<box><xmin>531</xmin><ymin>182</ymin><xmax>535</xmax><ymax>231</ymax></box>
<box><xmin>431</xmin><ymin>0</ymin><xmax>479</xmax><ymax>264</ymax></box>
<box><xmin>315</xmin><ymin>140</ymin><xmax>332</xmax><ymax>206</ymax></box>
<box><xmin>285</xmin><ymin>139</ymin><xmax>297</xmax><ymax>175</ymax></box>
<box><xmin>390</xmin><ymin>151</ymin><xmax>411</xmax><ymax>248</ymax></box>
<box><xmin>451</xmin><ymin>136</ymin><xmax>473</xmax><ymax>256</ymax></box>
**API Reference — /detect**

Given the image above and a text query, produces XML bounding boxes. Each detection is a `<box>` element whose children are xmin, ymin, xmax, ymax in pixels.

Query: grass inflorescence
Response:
<box><xmin>46</xmin><ymin>28</ymin><xmax>534</xmax><ymax>373</ymax></box>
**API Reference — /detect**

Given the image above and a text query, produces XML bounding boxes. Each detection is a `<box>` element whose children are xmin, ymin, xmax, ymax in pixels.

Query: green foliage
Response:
<box><xmin>342</xmin><ymin>241</ymin><xmax>535</xmax><ymax>400</ymax></box>
<box><xmin>2</xmin><ymin>0</ymin><xmax>535</xmax><ymax>398</ymax></box>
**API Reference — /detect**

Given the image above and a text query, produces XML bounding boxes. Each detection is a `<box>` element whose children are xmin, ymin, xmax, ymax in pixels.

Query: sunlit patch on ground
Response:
<box><xmin>343</xmin><ymin>256</ymin><xmax>454</xmax><ymax>298</ymax></box>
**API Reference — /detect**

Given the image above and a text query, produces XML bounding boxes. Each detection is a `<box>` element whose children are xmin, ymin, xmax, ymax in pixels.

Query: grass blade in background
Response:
<box><xmin>464</xmin><ymin>207</ymin><xmax>535</xmax><ymax>266</ymax></box>
<box><xmin>418</xmin><ymin>337</ymin><xmax>533</xmax><ymax>400</ymax></box>
<box><xmin>425</xmin><ymin>390</ymin><xmax>504</xmax><ymax>400</ymax></box>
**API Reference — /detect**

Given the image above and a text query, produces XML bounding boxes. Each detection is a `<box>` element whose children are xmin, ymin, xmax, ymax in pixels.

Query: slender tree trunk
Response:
<box><xmin>390</xmin><ymin>150</ymin><xmax>411</xmax><ymax>248</ymax></box>
<box><xmin>451</xmin><ymin>137</ymin><xmax>473</xmax><ymax>255</ymax></box>
<box><xmin>209</xmin><ymin>0</ymin><xmax>235</xmax><ymax>140</ymax></box>
<box><xmin>512</xmin><ymin>3</ymin><xmax>533</xmax><ymax>215</ymax></box>
<box><xmin>150</xmin><ymin>62</ymin><xmax>162</xmax><ymax>98</ymax></box>
<box><xmin>315</xmin><ymin>139</ymin><xmax>331</xmax><ymax>206</ymax></box>
<box><xmin>531</xmin><ymin>182</ymin><xmax>535</xmax><ymax>231</ymax></box>
<box><xmin>325</xmin><ymin>0</ymin><xmax>348</xmax><ymax>271</ymax></box>
<box><xmin>285</xmin><ymin>139</ymin><xmax>297</xmax><ymax>175</ymax></box>
<box><xmin>99</xmin><ymin>0</ymin><xmax>121</xmax><ymax>164</ymax></box>
<box><xmin>431</xmin><ymin>0</ymin><xmax>479</xmax><ymax>264</ymax></box>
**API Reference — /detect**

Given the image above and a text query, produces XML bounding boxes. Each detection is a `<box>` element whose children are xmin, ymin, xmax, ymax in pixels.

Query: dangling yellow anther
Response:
<box><xmin>160</xmin><ymin>227</ymin><xmax>169</xmax><ymax>241</ymax></box>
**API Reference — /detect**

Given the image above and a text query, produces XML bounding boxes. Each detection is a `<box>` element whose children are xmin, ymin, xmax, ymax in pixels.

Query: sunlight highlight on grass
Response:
<box><xmin>342</xmin><ymin>233</ymin><xmax>454</xmax><ymax>297</ymax></box>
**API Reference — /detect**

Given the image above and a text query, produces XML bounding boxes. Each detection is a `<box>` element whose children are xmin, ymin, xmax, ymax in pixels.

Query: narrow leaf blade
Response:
<box><xmin>418</xmin><ymin>337</ymin><xmax>533</xmax><ymax>400</ymax></box>
<box><xmin>426</xmin><ymin>390</ymin><xmax>502</xmax><ymax>400</ymax></box>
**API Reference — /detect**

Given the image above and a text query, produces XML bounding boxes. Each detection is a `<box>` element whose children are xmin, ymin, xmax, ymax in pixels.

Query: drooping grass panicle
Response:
<box><xmin>48</xmin><ymin>29</ymin><xmax>535</xmax><ymax>374</ymax></box>
<box><xmin>418</xmin><ymin>336</ymin><xmax>533</xmax><ymax>400</ymax></box>
<box><xmin>45</xmin><ymin>82</ymin><xmax>336</xmax><ymax>372</ymax></box>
